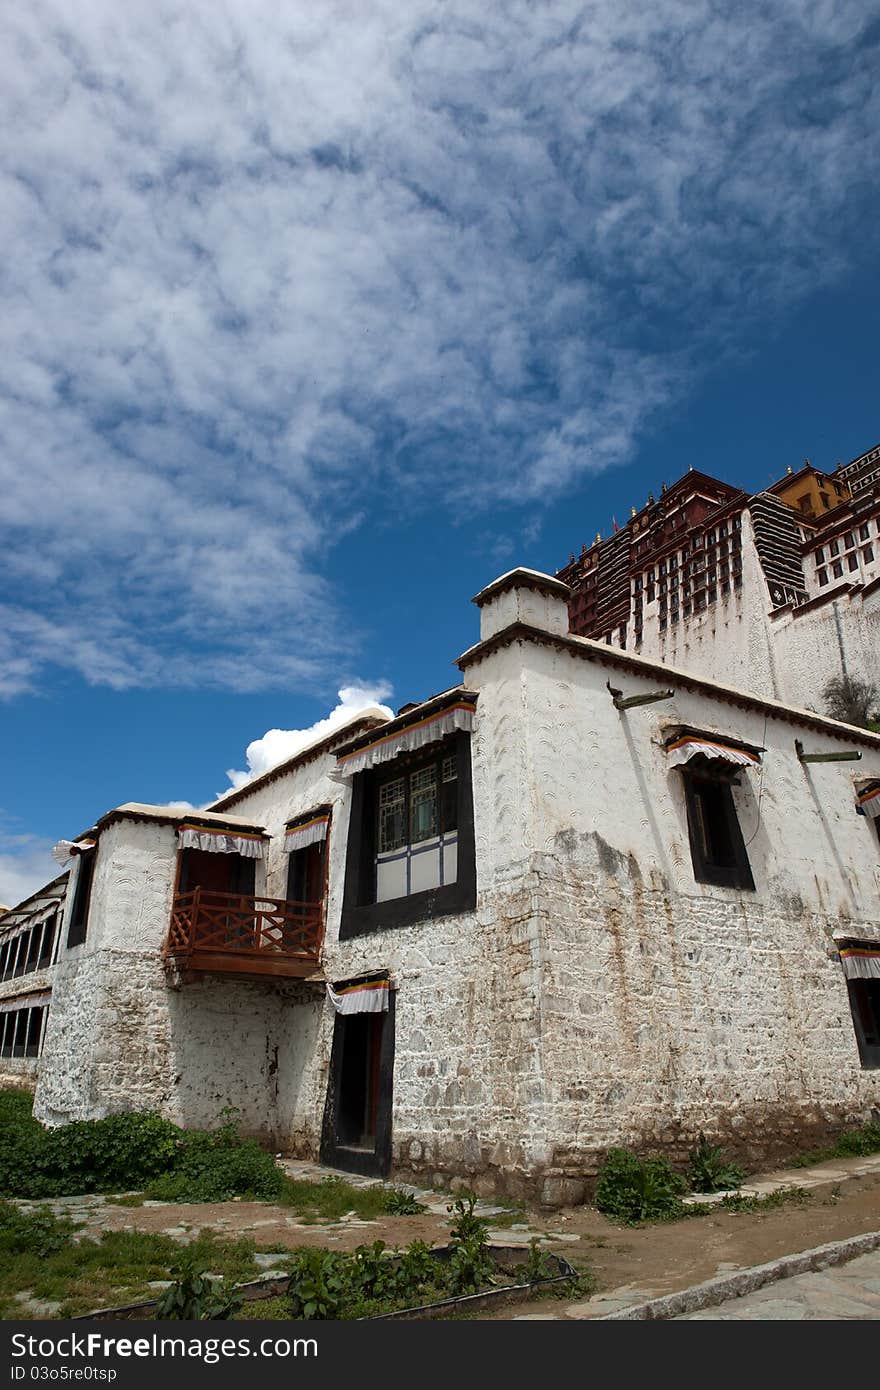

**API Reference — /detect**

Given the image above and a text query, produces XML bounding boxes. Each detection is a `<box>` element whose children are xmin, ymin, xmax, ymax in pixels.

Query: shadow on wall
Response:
<box><xmin>165</xmin><ymin>979</ymin><xmax>325</xmax><ymax>1147</ymax></box>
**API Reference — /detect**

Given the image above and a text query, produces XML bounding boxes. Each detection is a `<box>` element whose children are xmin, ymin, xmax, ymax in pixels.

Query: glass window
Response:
<box><xmin>378</xmin><ymin>778</ymin><xmax>406</xmax><ymax>853</ymax></box>
<box><xmin>848</xmin><ymin>553</ymin><xmax>859</xmax><ymax>572</ymax></box>
<box><xmin>818</xmin><ymin>568</ymin><xmax>828</xmax><ymax>586</ymax></box>
<box><xmin>409</xmin><ymin>767</ymin><xmax>437</xmax><ymax>844</ymax></box>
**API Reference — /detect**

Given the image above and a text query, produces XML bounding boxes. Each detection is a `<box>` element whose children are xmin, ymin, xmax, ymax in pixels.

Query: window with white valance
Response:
<box><xmin>840</xmin><ymin>942</ymin><xmax>880</xmax><ymax>1068</ymax></box>
<box><xmin>177</xmin><ymin>824</ymin><xmax>266</xmax><ymax>858</ymax></box>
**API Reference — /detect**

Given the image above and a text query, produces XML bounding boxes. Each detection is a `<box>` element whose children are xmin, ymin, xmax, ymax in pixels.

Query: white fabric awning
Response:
<box><xmin>855</xmin><ymin>781</ymin><xmax>880</xmax><ymax>821</ymax></box>
<box><xmin>284</xmin><ymin>813</ymin><xmax>331</xmax><ymax>853</ymax></box>
<box><xmin>178</xmin><ymin>824</ymin><xmax>265</xmax><ymax>858</ymax></box>
<box><xmin>839</xmin><ymin>943</ymin><xmax>880</xmax><ymax>981</ymax></box>
<box><xmin>327</xmin><ymin>979</ymin><xmax>390</xmax><ymax>1014</ymax></box>
<box><xmin>51</xmin><ymin>839</ymin><xmax>95</xmax><ymax>865</ymax></box>
<box><xmin>665</xmin><ymin>735</ymin><xmax>761</xmax><ymax>770</ymax></box>
<box><xmin>333</xmin><ymin>699</ymin><xmax>476</xmax><ymax>780</ymax></box>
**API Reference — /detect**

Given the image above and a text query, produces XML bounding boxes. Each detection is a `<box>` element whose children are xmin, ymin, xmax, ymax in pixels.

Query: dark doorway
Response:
<box><xmin>321</xmin><ymin>991</ymin><xmax>395</xmax><ymax>1176</ymax></box>
<box><xmin>178</xmin><ymin>849</ymin><xmax>255</xmax><ymax>897</ymax></box>
<box><xmin>286</xmin><ymin>841</ymin><xmax>326</xmax><ymax>904</ymax></box>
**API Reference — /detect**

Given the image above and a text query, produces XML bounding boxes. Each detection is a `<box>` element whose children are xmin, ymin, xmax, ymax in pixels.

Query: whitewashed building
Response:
<box><xmin>0</xmin><ymin>874</ymin><xmax>68</xmax><ymax>1088</ymax></box>
<box><xmin>20</xmin><ymin>569</ymin><xmax>880</xmax><ymax>1203</ymax></box>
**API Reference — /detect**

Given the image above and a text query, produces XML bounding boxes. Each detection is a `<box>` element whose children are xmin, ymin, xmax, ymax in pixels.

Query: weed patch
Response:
<box><xmin>595</xmin><ymin>1149</ymin><xmax>687</xmax><ymax>1225</ymax></box>
<box><xmin>687</xmin><ymin>1135</ymin><xmax>745</xmax><ymax>1194</ymax></box>
<box><xmin>787</xmin><ymin>1122</ymin><xmax>880</xmax><ymax>1170</ymax></box>
<box><xmin>718</xmin><ymin>1186</ymin><xmax>811</xmax><ymax>1214</ymax></box>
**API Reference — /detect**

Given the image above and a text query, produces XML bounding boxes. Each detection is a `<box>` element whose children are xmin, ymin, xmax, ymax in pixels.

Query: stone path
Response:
<box><xmin>678</xmin><ymin>1247</ymin><xmax>880</xmax><ymax>1319</ymax></box>
<box><xmin>682</xmin><ymin>1152</ymin><xmax>880</xmax><ymax>1208</ymax></box>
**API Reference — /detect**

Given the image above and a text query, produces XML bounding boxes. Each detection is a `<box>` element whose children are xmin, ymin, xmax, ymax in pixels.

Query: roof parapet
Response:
<box><xmin>472</xmin><ymin>567</ymin><xmax>571</xmax><ymax>643</ymax></box>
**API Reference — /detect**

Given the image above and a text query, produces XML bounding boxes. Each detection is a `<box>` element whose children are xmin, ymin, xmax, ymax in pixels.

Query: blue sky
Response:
<box><xmin>1</xmin><ymin>1</ymin><xmax>879</xmax><ymax>904</ymax></box>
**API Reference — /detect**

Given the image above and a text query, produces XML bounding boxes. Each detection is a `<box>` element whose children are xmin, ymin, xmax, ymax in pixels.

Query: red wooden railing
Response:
<box><xmin>164</xmin><ymin>888</ymin><xmax>323</xmax><ymax>969</ymax></box>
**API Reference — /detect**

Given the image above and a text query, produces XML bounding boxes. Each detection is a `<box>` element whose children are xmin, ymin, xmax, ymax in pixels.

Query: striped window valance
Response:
<box><xmin>327</xmin><ymin>978</ymin><xmax>391</xmax><ymax>1015</ymax></box>
<box><xmin>333</xmin><ymin>699</ymin><xmax>476</xmax><ymax>780</ymax></box>
<box><xmin>855</xmin><ymin>780</ymin><xmax>880</xmax><ymax>821</ymax></box>
<box><xmin>839</xmin><ymin>942</ymin><xmax>880</xmax><ymax>981</ymax></box>
<box><xmin>284</xmin><ymin>811</ymin><xmax>331</xmax><ymax>853</ymax></box>
<box><xmin>178</xmin><ymin>824</ymin><xmax>265</xmax><ymax>858</ymax></box>
<box><xmin>664</xmin><ymin>730</ymin><xmax>763</xmax><ymax>770</ymax></box>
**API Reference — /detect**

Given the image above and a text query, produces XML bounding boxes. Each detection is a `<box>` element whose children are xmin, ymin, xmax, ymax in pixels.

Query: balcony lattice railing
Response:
<box><xmin>164</xmin><ymin>888</ymin><xmax>323</xmax><ymax>977</ymax></box>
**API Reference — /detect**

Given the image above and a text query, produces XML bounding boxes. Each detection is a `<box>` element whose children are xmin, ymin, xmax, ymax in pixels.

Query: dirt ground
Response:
<box><xmin>75</xmin><ymin>1168</ymin><xmax>880</xmax><ymax>1317</ymax></box>
<box><xmin>486</xmin><ymin>1169</ymin><xmax>880</xmax><ymax>1317</ymax></box>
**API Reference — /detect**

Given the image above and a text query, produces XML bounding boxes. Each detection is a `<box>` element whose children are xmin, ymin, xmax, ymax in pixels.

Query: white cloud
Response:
<box><xmin>0</xmin><ymin>832</ymin><xmax>59</xmax><ymax>911</ymax></box>
<box><xmin>222</xmin><ymin>681</ymin><xmax>394</xmax><ymax>792</ymax></box>
<box><xmin>0</xmin><ymin>1</ymin><xmax>876</xmax><ymax>693</ymax></box>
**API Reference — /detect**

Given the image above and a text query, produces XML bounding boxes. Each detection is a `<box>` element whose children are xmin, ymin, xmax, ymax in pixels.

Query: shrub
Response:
<box><xmin>286</xmin><ymin>1248</ymin><xmax>349</xmax><ymax>1320</ymax></box>
<box><xmin>0</xmin><ymin>1110</ymin><xmax>181</xmax><ymax>1199</ymax></box>
<box><xmin>0</xmin><ymin>1093</ymin><xmax>284</xmax><ymax>1203</ymax></box>
<box><xmin>687</xmin><ymin>1134</ymin><xmax>745</xmax><ymax>1194</ymax></box>
<box><xmin>595</xmin><ymin>1147</ymin><xmax>687</xmax><ymax>1224</ymax></box>
<box><xmin>153</xmin><ymin>1261</ymin><xmax>243</xmax><ymax>1321</ymax></box>
<box><xmin>382</xmin><ymin>1187</ymin><xmax>426</xmax><ymax>1215</ymax></box>
<box><xmin>145</xmin><ymin>1127</ymin><xmax>285</xmax><ymax>1203</ymax></box>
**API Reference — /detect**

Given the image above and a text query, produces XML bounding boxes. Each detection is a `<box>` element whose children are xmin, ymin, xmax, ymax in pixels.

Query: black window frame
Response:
<box><xmin>66</xmin><ymin>850</ymin><xmax>97</xmax><ymax>949</ymax></box>
<box><xmin>846</xmin><ymin>978</ymin><xmax>880</xmax><ymax>1068</ymax></box>
<box><xmin>340</xmin><ymin>730</ymin><xmax>476</xmax><ymax>940</ymax></box>
<box><xmin>681</xmin><ymin>766</ymin><xmax>755</xmax><ymax>891</ymax></box>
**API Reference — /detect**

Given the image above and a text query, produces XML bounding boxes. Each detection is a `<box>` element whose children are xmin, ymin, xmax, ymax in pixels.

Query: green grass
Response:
<box><xmin>0</xmin><ymin>1202</ymin><xmax>272</xmax><ymax>1319</ymax></box>
<box><xmin>276</xmin><ymin>1176</ymin><xmax>422</xmax><ymax>1223</ymax></box>
<box><xmin>786</xmin><ymin>1122</ymin><xmax>880</xmax><ymax>1170</ymax></box>
<box><xmin>717</xmin><ymin>1186</ymin><xmax>811</xmax><ymax>1214</ymax></box>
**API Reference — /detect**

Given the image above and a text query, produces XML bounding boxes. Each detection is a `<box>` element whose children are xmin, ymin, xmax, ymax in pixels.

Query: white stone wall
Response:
<box><xmin>507</xmin><ymin>635</ymin><xmax>880</xmax><ymax>1196</ymax></box>
<box><xmin>32</xmin><ymin>577</ymin><xmax>880</xmax><ymax>1200</ymax></box>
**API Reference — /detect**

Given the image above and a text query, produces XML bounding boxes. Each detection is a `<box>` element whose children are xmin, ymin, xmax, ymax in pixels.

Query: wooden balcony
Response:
<box><xmin>163</xmin><ymin>888</ymin><xmax>324</xmax><ymax>981</ymax></box>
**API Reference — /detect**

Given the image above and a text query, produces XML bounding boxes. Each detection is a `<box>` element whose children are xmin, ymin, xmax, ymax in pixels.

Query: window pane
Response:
<box><xmin>378</xmin><ymin>777</ymin><xmax>406</xmax><ymax>853</ymax></box>
<box><xmin>409</xmin><ymin>766</ymin><xmax>437</xmax><ymax>844</ymax></box>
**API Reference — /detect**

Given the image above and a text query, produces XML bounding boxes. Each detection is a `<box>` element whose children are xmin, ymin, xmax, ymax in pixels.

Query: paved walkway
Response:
<box><xmin>678</xmin><ymin>1247</ymin><xmax>880</xmax><ymax>1319</ymax></box>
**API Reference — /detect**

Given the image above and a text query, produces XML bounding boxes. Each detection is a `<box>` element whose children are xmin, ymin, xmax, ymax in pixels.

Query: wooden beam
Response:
<box><xmin>795</xmin><ymin>739</ymin><xmax>862</xmax><ymax>763</ymax></box>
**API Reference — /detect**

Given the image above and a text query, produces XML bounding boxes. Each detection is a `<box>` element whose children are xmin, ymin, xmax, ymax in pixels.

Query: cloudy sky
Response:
<box><xmin>2</xmin><ymin>0</ymin><xmax>879</xmax><ymax>901</ymax></box>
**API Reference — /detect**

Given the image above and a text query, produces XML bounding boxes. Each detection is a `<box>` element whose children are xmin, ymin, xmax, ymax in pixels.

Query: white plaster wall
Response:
<box><xmin>505</xmin><ymin>635</ymin><xmax>880</xmax><ymax>1193</ymax></box>
<box><xmin>770</xmin><ymin>585</ymin><xmax>880</xmax><ymax>710</ymax></box>
<box><xmin>32</xmin><ymin>593</ymin><xmax>880</xmax><ymax>1198</ymax></box>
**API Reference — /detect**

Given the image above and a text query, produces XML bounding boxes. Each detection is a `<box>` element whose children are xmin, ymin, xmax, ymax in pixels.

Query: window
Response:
<box><xmin>66</xmin><ymin>850</ymin><xmax>96</xmax><ymax>949</ymax></box>
<box><xmin>340</xmin><ymin>733</ymin><xmax>476</xmax><ymax>938</ymax></box>
<box><xmin>847</xmin><ymin>979</ymin><xmax>880</xmax><ymax>1068</ymax></box>
<box><xmin>863</xmin><ymin>546</ymin><xmax>874</xmax><ymax>564</ymax></box>
<box><xmin>0</xmin><ymin>1004</ymin><xmax>46</xmax><ymax>1060</ymax></box>
<box><xmin>681</xmin><ymin>769</ymin><xmax>755</xmax><ymax>890</ymax></box>
<box><xmin>286</xmin><ymin>839</ymin><xmax>327</xmax><ymax>905</ymax></box>
<box><xmin>832</xmin><ymin>560</ymin><xmax>843</xmax><ymax>579</ymax></box>
<box><xmin>848</xmin><ymin>553</ymin><xmax>859</xmax><ymax>572</ymax></box>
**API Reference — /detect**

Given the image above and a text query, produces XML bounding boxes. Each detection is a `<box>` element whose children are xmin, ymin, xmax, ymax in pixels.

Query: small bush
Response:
<box><xmin>382</xmin><ymin>1187</ymin><xmax>426</xmax><ymax>1215</ymax></box>
<box><xmin>687</xmin><ymin>1134</ymin><xmax>745</xmax><ymax>1194</ymax></box>
<box><xmin>145</xmin><ymin>1127</ymin><xmax>285</xmax><ymax>1204</ymax></box>
<box><xmin>154</xmin><ymin>1261</ymin><xmax>243</xmax><ymax>1321</ymax></box>
<box><xmin>0</xmin><ymin>1093</ymin><xmax>285</xmax><ymax>1204</ymax></box>
<box><xmin>595</xmin><ymin>1148</ymin><xmax>687</xmax><ymax>1224</ymax></box>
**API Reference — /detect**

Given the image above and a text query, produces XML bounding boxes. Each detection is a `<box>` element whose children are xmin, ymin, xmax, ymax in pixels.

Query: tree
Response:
<box><xmin>821</xmin><ymin>673</ymin><xmax>880</xmax><ymax>730</ymax></box>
